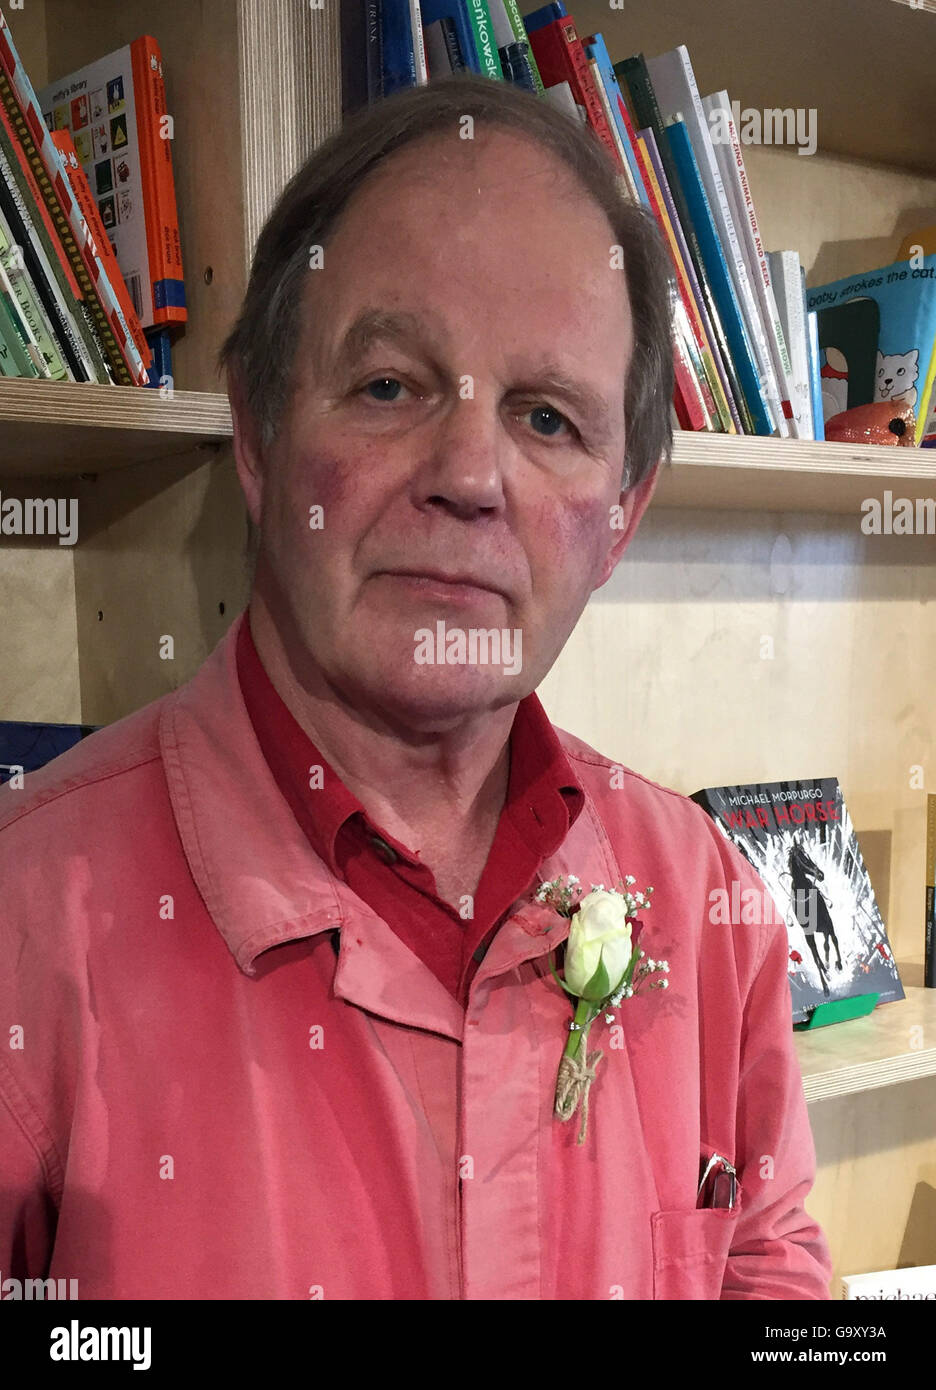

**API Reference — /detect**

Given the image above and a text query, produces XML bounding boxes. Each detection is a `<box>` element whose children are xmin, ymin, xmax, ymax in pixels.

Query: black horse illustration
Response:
<box><xmin>782</xmin><ymin>843</ymin><xmax>842</xmax><ymax>997</ymax></box>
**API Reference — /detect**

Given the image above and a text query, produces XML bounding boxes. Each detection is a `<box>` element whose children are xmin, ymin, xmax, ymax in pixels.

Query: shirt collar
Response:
<box><xmin>235</xmin><ymin>606</ymin><xmax>585</xmax><ymax>870</ymax></box>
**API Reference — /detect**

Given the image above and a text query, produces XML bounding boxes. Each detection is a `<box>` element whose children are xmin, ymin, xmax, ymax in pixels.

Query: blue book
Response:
<box><xmin>381</xmin><ymin>0</ymin><xmax>419</xmax><ymax>94</ymax></box>
<box><xmin>807</xmin><ymin>310</ymin><xmax>825</xmax><ymax>441</ymax></box>
<box><xmin>581</xmin><ymin>33</ymin><xmax>647</xmax><ymax>208</ymax></box>
<box><xmin>665</xmin><ymin>117</ymin><xmax>773</xmax><ymax>435</ymax></box>
<box><xmin>0</xmin><ymin>721</ymin><xmax>98</xmax><ymax>782</ymax></box>
<box><xmin>420</xmin><ymin>1</ymin><xmax>480</xmax><ymax>74</ymax></box>
<box><xmin>521</xmin><ymin>3</ymin><xmax>567</xmax><ymax>34</ymax></box>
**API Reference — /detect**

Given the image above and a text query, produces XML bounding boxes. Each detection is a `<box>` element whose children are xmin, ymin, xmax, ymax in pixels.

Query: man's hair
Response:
<box><xmin>218</xmin><ymin>72</ymin><xmax>675</xmax><ymax>494</ymax></box>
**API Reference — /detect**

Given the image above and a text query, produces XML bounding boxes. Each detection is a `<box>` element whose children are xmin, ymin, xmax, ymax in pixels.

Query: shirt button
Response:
<box><xmin>369</xmin><ymin>834</ymin><xmax>398</xmax><ymax>865</ymax></box>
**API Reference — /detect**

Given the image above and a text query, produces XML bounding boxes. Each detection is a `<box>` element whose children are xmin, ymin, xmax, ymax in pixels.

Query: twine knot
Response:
<box><xmin>554</xmin><ymin>1045</ymin><xmax>604</xmax><ymax>1145</ymax></box>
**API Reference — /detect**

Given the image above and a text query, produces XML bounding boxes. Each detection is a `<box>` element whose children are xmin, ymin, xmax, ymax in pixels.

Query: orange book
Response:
<box><xmin>38</xmin><ymin>34</ymin><xmax>186</xmax><ymax>332</ymax></box>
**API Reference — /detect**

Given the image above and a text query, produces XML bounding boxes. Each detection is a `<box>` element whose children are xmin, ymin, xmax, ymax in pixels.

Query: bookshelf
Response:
<box><xmin>1</xmin><ymin>0</ymin><xmax>935</xmax><ymax>1294</ymax></box>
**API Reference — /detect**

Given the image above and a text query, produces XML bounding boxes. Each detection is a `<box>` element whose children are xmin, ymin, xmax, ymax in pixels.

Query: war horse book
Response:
<box><xmin>691</xmin><ymin>777</ymin><xmax>904</xmax><ymax>1024</ymax></box>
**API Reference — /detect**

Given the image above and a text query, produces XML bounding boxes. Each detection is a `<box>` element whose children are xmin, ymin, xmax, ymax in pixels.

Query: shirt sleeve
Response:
<box><xmin>720</xmin><ymin>912</ymin><xmax>833</xmax><ymax>1299</ymax></box>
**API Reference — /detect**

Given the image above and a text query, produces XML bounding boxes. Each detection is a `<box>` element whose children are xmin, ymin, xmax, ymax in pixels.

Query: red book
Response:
<box><xmin>526</xmin><ymin>17</ymin><xmax>621</xmax><ymax>171</ymax></box>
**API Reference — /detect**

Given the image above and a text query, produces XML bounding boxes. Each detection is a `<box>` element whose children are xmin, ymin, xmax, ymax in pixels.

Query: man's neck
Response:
<box><xmin>246</xmin><ymin>598</ymin><xmax>517</xmax><ymax>871</ymax></box>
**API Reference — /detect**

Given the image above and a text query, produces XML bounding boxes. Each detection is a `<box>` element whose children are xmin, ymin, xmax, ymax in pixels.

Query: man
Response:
<box><xmin>0</xmin><ymin>74</ymin><xmax>831</xmax><ymax>1299</ymax></box>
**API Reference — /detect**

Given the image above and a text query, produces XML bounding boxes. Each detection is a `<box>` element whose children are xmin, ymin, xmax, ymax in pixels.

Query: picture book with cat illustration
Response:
<box><xmin>691</xmin><ymin>777</ymin><xmax>905</xmax><ymax>1024</ymax></box>
<box><xmin>806</xmin><ymin>254</ymin><xmax>936</xmax><ymax>446</ymax></box>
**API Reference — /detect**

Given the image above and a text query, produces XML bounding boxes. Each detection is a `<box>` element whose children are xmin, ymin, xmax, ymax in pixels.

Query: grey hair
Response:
<box><xmin>218</xmin><ymin>71</ymin><xmax>675</xmax><ymax>495</ymax></box>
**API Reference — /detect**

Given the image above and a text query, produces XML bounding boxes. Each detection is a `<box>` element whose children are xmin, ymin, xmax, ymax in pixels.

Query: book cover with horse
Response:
<box><xmin>691</xmin><ymin>776</ymin><xmax>904</xmax><ymax>1023</ymax></box>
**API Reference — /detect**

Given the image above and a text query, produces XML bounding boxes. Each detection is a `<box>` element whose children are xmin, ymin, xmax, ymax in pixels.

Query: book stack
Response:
<box><xmin>342</xmin><ymin>1</ymin><xmax>936</xmax><ymax>448</ymax></box>
<box><xmin>0</xmin><ymin>4</ymin><xmax>185</xmax><ymax>389</ymax></box>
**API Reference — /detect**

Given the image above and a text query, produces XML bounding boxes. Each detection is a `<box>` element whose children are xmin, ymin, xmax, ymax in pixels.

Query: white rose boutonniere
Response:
<box><xmin>536</xmin><ymin>874</ymin><xmax>670</xmax><ymax>1145</ymax></box>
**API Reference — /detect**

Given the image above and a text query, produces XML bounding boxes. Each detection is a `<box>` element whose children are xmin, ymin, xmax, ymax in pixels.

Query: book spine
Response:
<box><xmin>0</xmin><ymin>250</ymin><xmax>42</xmax><ymax>372</ymax></box>
<box><xmin>409</xmin><ymin>0</ymin><xmax>429</xmax><ymax>82</ymax></box>
<box><xmin>768</xmin><ymin>250</ymin><xmax>813</xmax><ymax>441</ymax></box>
<box><xmin>465</xmin><ymin>0</ymin><xmax>503</xmax><ymax>79</ymax></box>
<box><xmin>0</xmin><ymin>107</ymin><xmax>104</xmax><ymax>382</ymax></box>
<box><xmin>424</xmin><ymin>20</ymin><xmax>454</xmax><ymax>77</ymax></box>
<box><xmin>50</xmin><ymin>129</ymin><xmax>151</xmax><ymax>373</ymax></box>
<box><xmin>926</xmin><ymin>795</ymin><xmax>936</xmax><ymax>987</ymax></box>
<box><xmin>381</xmin><ymin>0</ymin><xmax>419</xmax><ymax>92</ymax></box>
<box><xmin>704</xmin><ymin>91</ymin><xmax>797</xmax><ymax>435</ymax></box>
<box><xmin>665</xmin><ymin>117</ymin><xmax>773</xmax><ymax>435</ymax></box>
<box><xmin>806</xmin><ymin>309</ymin><xmax>825</xmax><ymax>440</ymax></box>
<box><xmin>133</xmin><ymin>37</ymin><xmax>186</xmax><ymax>328</ymax></box>
<box><xmin>501</xmin><ymin>0</ymin><xmax>544</xmax><ymax>92</ymax></box>
<box><xmin>615</xmin><ymin>54</ymin><xmax>747</xmax><ymax>434</ymax></box>
<box><xmin>0</xmin><ymin>205</ymin><xmax>68</xmax><ymax>377</ymax></box>
<box><xmin>0</xmin><ymin>273</ymin><xmax>35</xmax><ymax>374</ymax></box>
<box><xmin>439</xmin><ymin>18</ymin><xmax>465</xmax><ymax>72</ymax></box>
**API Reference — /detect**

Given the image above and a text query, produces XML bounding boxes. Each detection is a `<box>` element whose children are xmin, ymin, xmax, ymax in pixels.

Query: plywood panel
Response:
<box><xmin>72</xmin><ymin>446</ymin><xmax>249</xmax><ymax>722</ymax></box>
<box><xmin>808</xmin><ymin>1076</ymin><xmax>936</xmax><ymax>1293</ymax></box>
<box><xmin>744</xmin><ymin>145</ymin><xmax>936</xmax><ymax>283</ymax></box>
<box><xmin>537</xmin><ymin>505</ymin><xmax>936</xmax><ymax>971</ymax></box>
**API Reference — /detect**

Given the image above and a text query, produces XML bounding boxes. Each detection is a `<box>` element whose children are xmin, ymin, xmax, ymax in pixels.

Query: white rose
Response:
<box><xmin>564</xmin><ymin>889</ymin><xmax>634</xmax><ymax>1000</ymax></box>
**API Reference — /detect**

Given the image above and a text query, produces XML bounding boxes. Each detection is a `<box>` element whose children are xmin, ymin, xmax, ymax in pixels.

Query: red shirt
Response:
<box><xmin>235</xmin><ymin>610</ymin><xmax>585</xmax><ymax>1005</ymax></box>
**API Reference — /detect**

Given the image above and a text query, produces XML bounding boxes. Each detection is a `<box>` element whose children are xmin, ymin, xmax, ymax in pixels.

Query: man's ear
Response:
<box><xmin>593</xmin><ymin>458</ymin><xmax>661</xmax><ymax>591</ymax></box>
<box><xmin>228</xmin><ymin>368</ymin><xmax>265</xmax><ymax>529</ymax></box>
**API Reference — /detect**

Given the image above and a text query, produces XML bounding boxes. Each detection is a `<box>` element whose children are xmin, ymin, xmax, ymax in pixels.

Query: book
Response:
<box><xmin>639</xmin><ymin>124</ymin><xmax>734</xmax><ymax>433</ymax></box>
<box><xmin>0</xmin><ymin>89</ymin><xmax>106</xmax><ymax>382</ymax></box>
<box><xmin>0</xmin><ymin>257</ymin><xmax>38</xmax><ymax>375</ymax></box>
<box><xmin>525</xmin><ymin>15</ymin><xmax>619</xmax><ymax>170</ymax></box>
<box><xmin>0</xmin><ymin>720</ymin><xmax>98</xmax><ymax>782</ymax></box>
<box><xmin>703</xmin><ymin>90</ymin><xmax>796</xmax><ymax>436</ymax></box>
<box><xmin>807</xmin><ymin>308</ymin><xmax>824</xmax><ymax>440</ymax></box>
<box><xmin>0</xmin><ymin>206</ymin><xmax>65</xmax><ymax>376</ymax></box>
<box><xmin>495</xmin><ymin>1</ymin><xmax>544</xmax><ymax>92</ymax></box>
<box><xmin>768</xmin><ymin>250</ymin><xmax>813</xmax><ymax>440</ymax></box>
<box><xmin>806</xmin><ymin>256</ymin><xmax>936</xmax><ymax>447</ymax></box>
<box><xmin>646</xmin><ymin>45</ymin><xmax>784</xmax><ymax>436</ymax></box>
<box><xmin>665</xmin><ymin>117</ymin><xmax>773</xmax><ymax>436</ymax></box>
<box><xmin>926</xmin><ymin>795</ymin><xmax>936</xmax><ymax>988</ymax></box>
<box><xmin>614</xmin><ymin>53</ymin><xmax>749</xmax><ymax>435</ymax></box>
<box><xmin>842</xmin><ymin>1265</ymin><xmax>936</xmax><ymax>1299</ymax></box>
<box><xmin>341</xmin><ymin>2</ymin><xmax>384</xmax><ymax>113</ymax></box>
<box><xmin>51</xmin><ymin>129</ymin><xmax>150</xmax><ymax>374</ymax></box>
<box><xmin>420</xmin><ymin>1</ymin><xmax>481</xmax><ymax>75</ymax></box>
<box><xmin>37</xmin><ymin>33</ymin><xmax>186</xmax><ymax>333</ymax></box>
<box><xmin>691</xmin><ymin>777</ymin><xmax>905</xmax><ymax>1024</ymax></box>
<box><xmin>0</xmin><ymin>7</ymin><xmax>148</xmax><ymax>385</ymax></box>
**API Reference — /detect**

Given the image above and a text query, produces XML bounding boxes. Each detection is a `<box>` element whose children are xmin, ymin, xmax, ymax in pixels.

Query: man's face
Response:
<box><xmin>243</xmin><ymin>128</ymin><xmax>647</xmax><ymax>730</ymax></box>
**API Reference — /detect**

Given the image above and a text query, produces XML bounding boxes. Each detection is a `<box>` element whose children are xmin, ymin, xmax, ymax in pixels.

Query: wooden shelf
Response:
<box><xmin>797</xmin><ymin>984</ymin><xmax>936</xmax><ymax>1103</ymax></box>
<box><xmin>0</xmin><ymin>380</ymin><xmax>232</xmax><ymax>476</ymax></box>
<box><xmin>654</xmin><ymin>431</ymin><xmax>936</xmax><ymax>513</ymax></box>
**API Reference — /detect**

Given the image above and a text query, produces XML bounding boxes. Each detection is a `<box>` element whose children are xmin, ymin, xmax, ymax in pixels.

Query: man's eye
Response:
<box><xmin>362</xmin><ymin>376</ymin><xmax>411</xmax><ymax>402</ymax></box>
<box><xmin>524</xmin><ymin>404</ymin><xmax>575</xmax><ymax>440</ymax></box>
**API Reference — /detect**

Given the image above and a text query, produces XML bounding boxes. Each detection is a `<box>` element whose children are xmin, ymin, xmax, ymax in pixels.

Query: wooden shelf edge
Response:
<box><xmin>798</xmin><ymin>986</ymin><xmax>936</xmax><ymax>1103</ymax></box>
<box><xmin>0</xmin><ymin>379</ymin><xmax>233</xmax><ymax>435</ymax></box>
<box><xmin>655</xmin><ymin>432</ymin><xmax>936</xmax><ymax>514</ymax></box>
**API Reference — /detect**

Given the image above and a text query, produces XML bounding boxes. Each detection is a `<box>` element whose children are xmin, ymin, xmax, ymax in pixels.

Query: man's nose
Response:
<box><xmin>410</xmin><ymin>394</ymin><xmax>507</xmax><ymax>518</ymax></box>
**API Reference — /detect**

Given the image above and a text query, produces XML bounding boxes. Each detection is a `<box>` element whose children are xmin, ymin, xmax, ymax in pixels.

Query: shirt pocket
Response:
<box><xmin>650</xmin><ymin>1206</ymin><xmax>739</xmax><ymax>1300</ymax></box>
